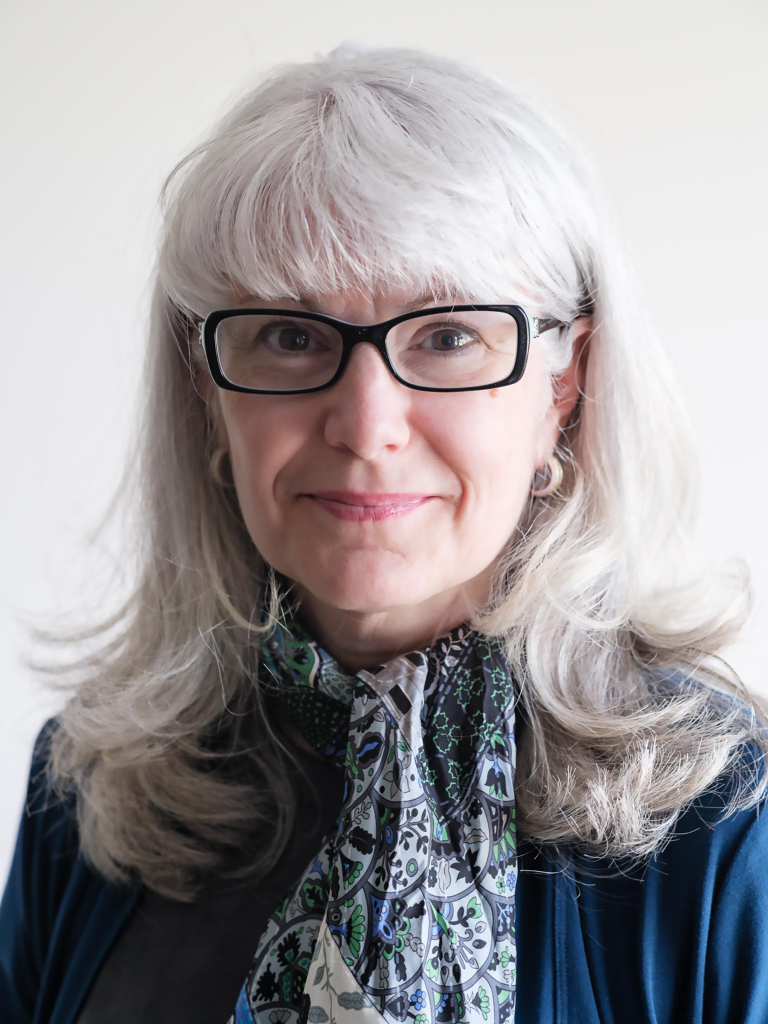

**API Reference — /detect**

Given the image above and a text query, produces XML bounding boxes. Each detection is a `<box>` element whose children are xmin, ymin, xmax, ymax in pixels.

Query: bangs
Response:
<box><xmin>159</xmin><ymin>49</ymin><xmax>591</xmax><ymax>322</ymax></box>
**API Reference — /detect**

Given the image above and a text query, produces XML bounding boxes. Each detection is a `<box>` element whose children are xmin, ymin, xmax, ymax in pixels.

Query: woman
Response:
<box><xmin>2</xmin><ymin>44</ymin><xmax>767</xmax><ymax>1024</ymax></box>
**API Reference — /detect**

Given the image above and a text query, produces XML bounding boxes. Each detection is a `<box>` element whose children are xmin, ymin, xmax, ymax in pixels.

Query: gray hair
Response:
<box><xmin>33</xmin><ymin>44</ymin><xmax>766</xmax><ymax>899</ymax></box>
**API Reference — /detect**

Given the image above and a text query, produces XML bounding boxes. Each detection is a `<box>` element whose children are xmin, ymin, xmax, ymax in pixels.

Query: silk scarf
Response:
<box><xmin>228</xmin><ymin>613</ymin><xmax>518</xmax><ymax>1024</ymax></box>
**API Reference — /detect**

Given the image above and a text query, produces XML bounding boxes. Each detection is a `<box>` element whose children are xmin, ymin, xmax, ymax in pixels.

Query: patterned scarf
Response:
<box><xmin>228</xmin><ymin>611</ymin><xmax>518</xmax><ymax>1024</ymax></box>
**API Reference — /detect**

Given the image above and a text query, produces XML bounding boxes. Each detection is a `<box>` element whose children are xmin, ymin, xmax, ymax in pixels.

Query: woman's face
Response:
<box><xmin>206</xmin><ymin>290</ymin><xmax>585</xmax><ymax>654</ymax></box>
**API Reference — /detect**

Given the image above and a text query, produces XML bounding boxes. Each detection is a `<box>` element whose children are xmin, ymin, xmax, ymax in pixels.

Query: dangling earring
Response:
<box><xmin>530</xmin><ymin>454</ymin><xmax>564</xmax><ymax>497</ymax></box>
<box><xmin>209</xmin><ymin>446</ymin><xmax>234</xmax><ymax>488</ymax></box>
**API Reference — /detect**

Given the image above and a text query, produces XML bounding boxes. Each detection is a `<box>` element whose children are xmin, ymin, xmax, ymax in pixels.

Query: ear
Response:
<box><xmin>536</xmin><ymin>316</ymin><xmax>592</xmax><ymax>462</ymax></box>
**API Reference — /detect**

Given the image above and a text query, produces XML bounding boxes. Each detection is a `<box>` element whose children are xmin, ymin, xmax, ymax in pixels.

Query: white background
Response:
<box><xmin>1</xmin><ymin>0</ymin><xmax>766</xmax><ymax>884</ymax></box>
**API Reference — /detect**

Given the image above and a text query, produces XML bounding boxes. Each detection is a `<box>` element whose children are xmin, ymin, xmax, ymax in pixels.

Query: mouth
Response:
<box><xmin>303</xmin><ymin>491</ymin><xmax>437</xmax><ymax>523</ymax></box>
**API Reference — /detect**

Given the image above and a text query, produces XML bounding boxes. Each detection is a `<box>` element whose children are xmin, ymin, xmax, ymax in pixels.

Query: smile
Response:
<box><xmin>303</xmin><ymin>492</ymin><xmax>437</xmax><ymax>522</ymax></box>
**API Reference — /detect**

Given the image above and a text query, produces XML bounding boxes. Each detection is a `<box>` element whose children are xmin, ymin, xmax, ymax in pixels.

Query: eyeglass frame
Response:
<box><xmin>196</xmin><ymin>304</ymin><xmax>569</xmax><ymax>395</ymax></box>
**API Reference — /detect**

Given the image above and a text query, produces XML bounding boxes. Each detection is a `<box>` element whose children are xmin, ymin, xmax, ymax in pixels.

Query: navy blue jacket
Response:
<box><xmin>3</xmin><ymin>723</ymin><xmax>768</xmax><ymax>1023</ymax></box>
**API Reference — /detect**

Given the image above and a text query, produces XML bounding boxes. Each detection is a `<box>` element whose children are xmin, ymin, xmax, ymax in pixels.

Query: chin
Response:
<box><xmin>295</xmin><ymin>549</ymin><xmax>441</xmax><ymax>614</ymax></box>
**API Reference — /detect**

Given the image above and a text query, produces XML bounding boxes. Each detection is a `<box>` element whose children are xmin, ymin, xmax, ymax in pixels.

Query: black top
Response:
<box><xmin>75</xmin><ymin>746</ymin><xmax>345</xmax><ymax>1023</ymax></box>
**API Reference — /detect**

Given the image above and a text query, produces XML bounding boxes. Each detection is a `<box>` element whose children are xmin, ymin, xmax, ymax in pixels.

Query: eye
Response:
<box><xmin>430</xmin><ymin>328</ymin><xmax>468</xmax><ymax>350</ymax></box>
<box><xmin>263</xmin><ymin>324</ymin><xmax>315</xmax><ymax>352</ymax></box>
<box><xmin>420</xmin><ymin>324</ymin><xmax>480</xmax><ymax>353</ymax></box>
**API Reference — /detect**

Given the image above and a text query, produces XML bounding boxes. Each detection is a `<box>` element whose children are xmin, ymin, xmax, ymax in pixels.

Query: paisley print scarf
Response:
<box><xmin>228</xmin><ymin>612</ymin><xmax>518</xmax><ymax>1024</ymax></box>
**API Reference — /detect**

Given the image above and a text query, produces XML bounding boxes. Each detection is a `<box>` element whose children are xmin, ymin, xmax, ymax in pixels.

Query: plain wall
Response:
<box><xmin>1</xmin><ymin>0</ymin><xmax>766</xmax><ymax>884</ymax></box>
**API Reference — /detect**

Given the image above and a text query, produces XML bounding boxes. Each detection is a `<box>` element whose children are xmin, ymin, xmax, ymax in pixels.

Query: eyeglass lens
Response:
<box><xmin>214</xmin><ymin>310</ymin><xmax>520</xmax><ymax>391</ymax></box>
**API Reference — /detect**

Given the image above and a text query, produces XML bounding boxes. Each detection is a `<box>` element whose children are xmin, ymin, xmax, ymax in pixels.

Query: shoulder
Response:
<box><xmin>614</xmin><ymin>768</ymin><xmax>768</xmax><ymax>1020</ymax></box>
<box><xmin>649</xmin><ymin>670</ymin><xmax>768</xmax><ymax>870</ymax></box>
<box><xmin>3</xmin><ymin>718</ymin><xmax>82</xmax><ymax>921</ymax></box>
<box><xmin>0</xmin><ymin>719</ymin><xmax>139</xmax><ymax>1024</ymax></box>
<box><xmin>1</xmin><ymin>719</ymin><xmax>77</xmax><ymax>1020</ymax></box>
<box><xmin>517</xmin><ymin>745</ymin><xmax>768</xmax><ymax>1023</ymax></box>
<box><xmin>581</xmin><ymin>736</ymin><xmax>768</xmax><ymax>905</ymax></box>
<box><xmin>657</xmin><ymin>753</ymin><xmax>768</xmax><ymax>906</ymax></box>
<box><xmin>667</xmin><ymin>747</ymin><xmax>768</xmax><ymax>1013</ymax></box>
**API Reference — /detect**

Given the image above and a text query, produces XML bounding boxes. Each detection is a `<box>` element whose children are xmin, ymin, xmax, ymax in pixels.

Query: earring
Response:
<box><xmin>209</xmin><ymin>446</ymin><xmax>233</xmax><ymax>487</ymax></box>
<box><xmin>530</xmin><ymin>454</ymin><xmax>564</xmax><ymax>497</ymax></box>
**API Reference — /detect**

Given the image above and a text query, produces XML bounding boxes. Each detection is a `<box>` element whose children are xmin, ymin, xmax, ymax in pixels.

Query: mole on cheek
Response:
<box><xmin>489</xmin><ymin>389</ymin><xmax>499</xmax><ymax>399</ymax></box>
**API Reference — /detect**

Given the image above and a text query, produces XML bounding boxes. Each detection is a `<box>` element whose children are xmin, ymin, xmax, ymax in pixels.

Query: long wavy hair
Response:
<box><xmin>32</xmin><ymin>44</ymin><xmax>766</xmax><ymax>899</ymax></box>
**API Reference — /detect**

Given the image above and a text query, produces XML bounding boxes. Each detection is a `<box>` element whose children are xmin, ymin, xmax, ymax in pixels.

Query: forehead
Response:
<box><xmin>229</xmin><ymin>287</ymin><xmax>480</xmax><ymax>322</ymax></box>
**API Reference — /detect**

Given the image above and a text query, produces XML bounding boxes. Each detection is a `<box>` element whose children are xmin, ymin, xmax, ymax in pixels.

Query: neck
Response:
<box><xmin>291</xmin><ymin>572</ymin><xmax>493</xmax><ymax>674</ymax></box>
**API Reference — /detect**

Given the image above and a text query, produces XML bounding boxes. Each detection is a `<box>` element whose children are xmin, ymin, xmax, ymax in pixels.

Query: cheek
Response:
<box><xmin>218</xmin><ymin>397</ymin><xmax>302</xmax><ymax>525</ymax></box>
<box><xmin>430</xmin><ymin>382</ymin><xmax>544</xmax><ymax>523</ymax></box>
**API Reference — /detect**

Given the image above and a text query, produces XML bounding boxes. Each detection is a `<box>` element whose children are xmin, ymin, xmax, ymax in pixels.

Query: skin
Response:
<box><xmin>202</xmin><ymin>291</ymin><xmax>590</xmax><ymax>674</ymax></box>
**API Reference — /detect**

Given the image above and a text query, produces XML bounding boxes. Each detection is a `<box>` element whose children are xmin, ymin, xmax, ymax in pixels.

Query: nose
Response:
<box><xmin>321</xmin><ymin>342</ymin><xmax>411</xmax><ymax>460</ymax></box>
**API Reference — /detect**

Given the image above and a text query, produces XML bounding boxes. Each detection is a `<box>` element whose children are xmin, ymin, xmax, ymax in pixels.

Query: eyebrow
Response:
<box><xmin>288</xmin><ymin>291</ymin><xmax>462</xmax><ymax>318</ymax></box>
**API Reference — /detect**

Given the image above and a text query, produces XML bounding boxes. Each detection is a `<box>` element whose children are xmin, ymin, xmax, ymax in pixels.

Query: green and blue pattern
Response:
<box><xmin>229</xmin><ymin>615</ymin><xmax>517</xmax><ymax>1024</ymax></box>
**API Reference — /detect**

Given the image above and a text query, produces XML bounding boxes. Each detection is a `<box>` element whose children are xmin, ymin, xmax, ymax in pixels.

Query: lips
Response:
<box><xmin>304</xmin><ymin>491</ymin><xmax>436</xmax><ymax>522</ymax></box>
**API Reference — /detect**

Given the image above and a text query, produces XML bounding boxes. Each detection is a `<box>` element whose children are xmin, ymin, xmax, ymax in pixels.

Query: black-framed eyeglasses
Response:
<box><xmin>196</xmin><ymin>305</ymin><xmax>568</xmax><ymax>395</ymax></box>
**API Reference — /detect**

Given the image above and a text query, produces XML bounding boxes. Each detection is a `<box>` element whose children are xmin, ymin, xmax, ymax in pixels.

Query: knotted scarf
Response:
<box><xmin>228</xmin><ymin>612</ymin><xmax>518</xmax><ymax>1024</ymax></box>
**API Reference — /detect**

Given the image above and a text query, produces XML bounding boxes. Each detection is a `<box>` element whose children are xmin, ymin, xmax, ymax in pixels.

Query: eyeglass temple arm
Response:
<box><xmin>532</xmin><ymin>317</ymin><xmax>570</xmax><ymax>338</ymax></box>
